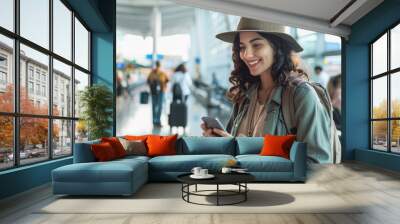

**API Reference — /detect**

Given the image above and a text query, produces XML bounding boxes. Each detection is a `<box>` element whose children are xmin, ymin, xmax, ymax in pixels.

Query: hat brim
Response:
<box><xmin>216</xmin><ymin>30</ymin><xmax>303</xmax><ymax>53</ymax></box>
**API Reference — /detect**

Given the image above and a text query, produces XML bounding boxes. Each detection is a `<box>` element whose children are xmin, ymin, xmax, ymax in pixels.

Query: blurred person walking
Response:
<box><xmin>313</xmin><ymin>65</ymin><xmax>330</xmax><ymax>88</ymax></box>
<box><xmin>170</xmin><ymin>63</ymin><xmax>193</xmax><ymax>102</ymax></box>
<box><xmin>327</xmin><ymin>74</ymin><xmax>341</xmax><ymax>132</ymax></box>
<box><xmin>147</xmin><ymin>61</ymin><xmax>169</xmax><ymax>127</ymax></box>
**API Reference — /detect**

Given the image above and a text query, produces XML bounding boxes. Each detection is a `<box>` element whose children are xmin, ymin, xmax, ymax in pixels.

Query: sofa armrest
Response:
<box><xmin>289</xmin><ymin>141</ymin><xmax>307</xmax><ymax>181</ymax></box>
<box><xmin>73</xmin><ymin>140</ymin><xmax>99</xmax><ymax>163</ymax></box>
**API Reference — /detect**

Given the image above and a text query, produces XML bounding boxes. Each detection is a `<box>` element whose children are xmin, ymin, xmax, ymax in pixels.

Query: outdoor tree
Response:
<box><xmin>0</xmin><ymin>84</ymin><xmax>60</xmax><ymax>151</ymax></box>
<box><xmin>372</xmin><ymin>99</ymin><xmax>400</xmax><ymax>143</ymax></box>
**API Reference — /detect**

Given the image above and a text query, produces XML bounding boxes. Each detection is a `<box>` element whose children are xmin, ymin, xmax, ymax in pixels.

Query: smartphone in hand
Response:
<box><xmin>201</xmin><ymin>116</ymin><xmax>225</xmax><ymax>131</ymax></box>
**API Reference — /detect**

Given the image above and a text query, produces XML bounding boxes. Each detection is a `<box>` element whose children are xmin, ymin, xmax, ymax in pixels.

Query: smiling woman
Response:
<box><xmin>201</xmin><ymin>17</ymin><xmax>339</xmax><ymax>164</ymax></box>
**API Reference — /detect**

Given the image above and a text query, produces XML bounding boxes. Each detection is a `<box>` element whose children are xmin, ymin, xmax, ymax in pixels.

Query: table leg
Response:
<box><xmin>245</xmin><ymin>183</ymin><xmax>247</xmax><ymax>201</ymax></box>
<box><xmin>217</xmin><ymin>184</ymin><xmax>219</xmax><ymax>206</ymax></box>
<box><xmin>195</xmin><ymin>184</ymin><xmax>197</xmax><ymax>192</ymax></box>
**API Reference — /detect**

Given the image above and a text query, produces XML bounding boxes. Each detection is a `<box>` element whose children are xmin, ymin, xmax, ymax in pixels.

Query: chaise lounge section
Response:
<box><xmin>52</xmin><ymin>137</ymin><xmax>307</xmax><ymax>196</ymax></box>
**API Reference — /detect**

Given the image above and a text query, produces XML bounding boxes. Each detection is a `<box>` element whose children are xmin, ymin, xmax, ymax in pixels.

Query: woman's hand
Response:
<box><xmin>201</xmin><ymin>123</ymin><xmax>232</xmax><ymax>137</ymax></box>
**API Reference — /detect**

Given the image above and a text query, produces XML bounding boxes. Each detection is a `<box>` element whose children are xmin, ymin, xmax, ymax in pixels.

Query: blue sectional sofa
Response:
<box><xmin>52</xmin><ymin>137</ymin><xmax>307</xmax><ymax>196</ymax></box>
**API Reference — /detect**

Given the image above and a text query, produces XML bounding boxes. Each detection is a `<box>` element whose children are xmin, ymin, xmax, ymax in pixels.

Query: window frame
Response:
<box><xmin>370</xmin><ymin>20</ymin><xmax>400</xmax><ymax>154</ymax></box>
<box><xmin>0</xmin><ymin>0</ymin><xmax>92</xmax><ymax>171</ymax></box>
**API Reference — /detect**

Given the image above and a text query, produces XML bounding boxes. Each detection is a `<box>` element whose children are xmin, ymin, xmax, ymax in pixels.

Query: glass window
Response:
<box><xmin>0</xmin><ymin>0</ymin><xmax>14</xmax><ymax>31</ymax></box>
<box><xmin>372</xmin><ymin>77</ymin><xmax>387</xmax><ymax>119</ymax></box>
<box><xmin>372</xmin><ymin>34</ymin><xmax>387</xmax><ymax>76</ymax></box>
<box><xmin>53</xmin><ymin>0</ymin><xmax>72</xmax><ymax>60</ymax></box>
<box><xmin>28</xmin><ymin>81</ymin><xmax>34</xmax><ymax>93</ymax></box>
<box><xmin>53</xmin><ymin>119</ymin><xmax>72</xmax><ymax>158</ymax></box>
<box><xmin>0</xmin><ymin>35</ymin><xmax>14</xmax><ymax>113</ymax></box>
<box><xmin>0</xmin><ymin>0</ymin><xmax>92</xmax><ymax>169</ymax></box>
<box><xmin>20</xmin><ymin>0</ymin><xmax>49</xmax><ymax>49</ymax></box>
<box><xmin>391</xmin><ymin>120</ymin><xmax>400</xmax><ymax>153</ymax></box>
<box><xmin>371</xmin><ymin>24</ymin><xmax>400</xmax><ymax>154</ymax></box>
<box><xmin>372</xmin><ymin>121</ymin><xmax>388</xmax><ymax>151</ymax></box>
<box><xmin>20</xmin><ymin>44</ymin><xmax>49</xmax><ymax>115</ymax></box>
<box><xmin>42</xmin><ymin>85</ymin><xmax>46</xmax><ymax>96</ymax></box>
<box><xmin>391</xmin><ymin>72</ymin><xmax>400</xmax><ymax>118</ymax></box>
<box><xmin>391</xmin><ymin>24</ymin><xmax>400</xmax><ymax>70</ymax></box>
<box><xmin>28</xmin><ymin>67</ymin><xmax>34</xmax><ymax>79</ymax></box>
<box><xmin>74</xmin><ymin>69</ymin><xmax>89</xmax><ymax>118</ymax></box>
<box><xmin>36</xmin><ymin>84</ymin><xmax>40</xmax><ymax>95</ymax></box>
<box><xmin>19</xmin><ymin>117</ymin><xmax>49</xmax><ymax>165</ymax></box>
<box><xmin>53</xmin><ymin>59</ymin><xmax>72</xmax><ymax>117</ymax></box>
<box><xmin>0</xmin><ymin>116</ymin><xmax>13</xmax><ymax>170</ymax></box>
<box><xmin>75</xmin><ymin>120</ymin><xmax>88</xmax><ymax>143</ymax></box>
<box><xmin>74</xmin><ymin>18</ymin><xmax>89</xmax><ymax>70</ymax></box>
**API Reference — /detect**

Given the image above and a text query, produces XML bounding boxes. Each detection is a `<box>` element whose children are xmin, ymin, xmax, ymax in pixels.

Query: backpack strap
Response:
<box><xmin>281</xmin><ymin>83</ymin><xmax>301</xmax><ymax>135</ymax></box>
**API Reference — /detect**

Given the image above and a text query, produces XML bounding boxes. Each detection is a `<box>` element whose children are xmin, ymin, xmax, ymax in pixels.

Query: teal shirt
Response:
<box><xmin>226</xmin><ymin>83</ymin><xmax>332</xmax><ymax>163</ymax></box>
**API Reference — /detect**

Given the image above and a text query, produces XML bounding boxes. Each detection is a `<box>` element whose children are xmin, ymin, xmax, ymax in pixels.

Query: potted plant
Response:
<box><xmin>79</xmin><ymin>84</ymin><xmax>113</xmax><ymax>140</ymax></box>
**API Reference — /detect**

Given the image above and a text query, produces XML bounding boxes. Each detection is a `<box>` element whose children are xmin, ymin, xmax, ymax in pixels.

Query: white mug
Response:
<box><xmin>191</xmin><ymin>167</ymin><xmax>202</xmax><ymax>176</ymax></box>
<box><xmin>221</xmin><ymin>167</ymin><xmax>232</xmax><ymax>174</ymax></box>
<box><xmin>200</xmin><ymin>169</ymin><xmax>208</xmax><ymax>176</ymax></box>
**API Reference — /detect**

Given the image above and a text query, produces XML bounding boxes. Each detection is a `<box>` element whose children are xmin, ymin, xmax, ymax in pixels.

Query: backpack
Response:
<box><xmin>281</xmin><ymin>80</ymin><xmax>342</xmax><ymax>164</ymax></box>
<box><xmin>172</xmin><ymin>82</ymin><xmax>184</xmax><ymax>102</ymax></box>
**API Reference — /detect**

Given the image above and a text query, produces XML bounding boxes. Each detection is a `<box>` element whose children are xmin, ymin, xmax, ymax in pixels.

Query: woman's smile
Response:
<box><xmin>246</xmin><ymin>59</ymin><xmax>261</xmax><ymax>73</ymax></box>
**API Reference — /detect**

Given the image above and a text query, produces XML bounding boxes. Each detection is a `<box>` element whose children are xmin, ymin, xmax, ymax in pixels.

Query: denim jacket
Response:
<box><xmin>226</xmin><ymin>83</ymin><xmax>332</xmax><ymax>163</ymax></box>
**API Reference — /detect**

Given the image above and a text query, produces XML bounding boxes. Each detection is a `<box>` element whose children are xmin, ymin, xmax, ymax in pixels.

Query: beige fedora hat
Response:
<box><xmin>216</xmin><ymin>17</ymin><xmax>303</xmax><ymax>52</ymax></box>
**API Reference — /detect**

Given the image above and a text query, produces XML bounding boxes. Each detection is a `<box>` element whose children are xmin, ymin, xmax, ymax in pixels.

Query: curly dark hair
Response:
<box><xmin>227</xmin><ymin>33</ymin><xmax>308</xmax><ymax>102</ymax></box>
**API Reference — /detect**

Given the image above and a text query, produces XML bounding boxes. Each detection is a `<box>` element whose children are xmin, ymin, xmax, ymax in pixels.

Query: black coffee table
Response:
<box><xmin>177</xmin><ymin>173</ymin><xmax>255</xmax><ymax>206</ymax></box>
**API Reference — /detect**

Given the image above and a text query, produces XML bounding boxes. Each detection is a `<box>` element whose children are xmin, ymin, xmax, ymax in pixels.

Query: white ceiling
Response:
<box><xmin>117</xmin><ymin>0</ymin><xmax>195</xmax><ymax>36</ymax></box>
<box><xmin>117</xmin><ymin>0</ymin><xmax>384</xmax><ymax>38</ymax></box>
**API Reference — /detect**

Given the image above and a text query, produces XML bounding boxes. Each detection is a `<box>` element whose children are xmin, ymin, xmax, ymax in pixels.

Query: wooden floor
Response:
<box><xmin>1</xmin><ymin>162</ymin><xmax>400</xmax><ymax>224</ymax></box>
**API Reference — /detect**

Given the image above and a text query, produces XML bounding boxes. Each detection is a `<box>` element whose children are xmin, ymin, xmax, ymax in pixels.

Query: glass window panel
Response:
<box><xmin>0</xmin><ymin>34</ymin><xmax>14</xmax><ymax>112</ymax></box>
<box><xmin>53</xmin><ymin>59</ymin><xmax>72</xmax><ymax>117</ymax></box>
<box><xmin>391</xmin><ymin>24</ymin><xmax>400</xmax><ymax>70</ymax></box>
<box><xmin>53</xmin><ymin>0</ymin><xmax>72</xmax><ymax>60</ymax></box>
<box><xmin>20</xmin><ymin>44</ymin><xmax>49</xmax><ymax>115</ymax></box>
<box><xmin>0</xmin><ymin>0</ymin><xmax>14</xmax><ymax>31</ymax></box>
<box><xmin>74</xmin><ymin>18</ymin><xmax>89</xmax><ymax>70</ymax></box>
<box><xmin>75</xmin><ymin>120</ymin><xmax>88</xmax><ymax>143</ymax></box>
<box><xmin>20</xmin><ymin>0</ymin><xmax>49</xmax><ymax>49</ymax></box>
<box><xmin>372</xmin><ymin>77</ymin><xmax>387</xmax><ymax>119</ymax></box>
<box><xmin>391</xmin><ymin>120</ymin><xmax>400</xmax><ymax>153</ymax></box>
<box><xmin>0</xmin><ymin>116</ymin><xmax>14</xmax><ymax>170</ymax></box>
<box><xmin>391</xmin><ymin>72</ymin><xmax>400</xmax><ymax>118</ymax></box>
<box><xmin>74</xmin><ymin>69</ymin><xmax>89</xmax><ymax>118</ymax></box>
<box><xmin>20</xmin><ymin>117</ymin><xmax>49</xmax><ymax>165</ymax></box>
<box><xmin>372</xmin><ymin>33</ymin><xmax>387</xmax><ymax>76</ymax></box>
<box><xmin>297</xmin><ymin>29</ymin><xmax>315</xmax><ymax>37</ymax></box>
<box><xmin>53</xmin><ymin>119</ymin><xmax>72</xmax><ymax>158</ymax></box>
<box><xmin>372</xmin><ymin>121</ymin><xmax>388</xmax><ymax>151</ymax></box>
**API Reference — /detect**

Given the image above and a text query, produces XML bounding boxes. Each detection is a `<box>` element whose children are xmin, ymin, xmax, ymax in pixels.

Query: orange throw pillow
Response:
<box><xmin>91</xmin><ymin>142</ymin><xmax>117</xmax><ymax>161</ymax></box>
<box><xmin>146</xmin><ymin>134</ymin><xmax>178</xmax><ymax>157</ymax></box>
<box><xmin>124</xmin><ymin>135</ymin><xmax>152</xmax><ymax>141</ymax></box>
<box><xmin>101</xmin><ymin>137</ymin><xmax>126</xmax><ymax>158</ymax></box>
<box><xmin>259</xmin><ymin>135</ymin><xmax>296</xmax><ymax>159</ymax></box>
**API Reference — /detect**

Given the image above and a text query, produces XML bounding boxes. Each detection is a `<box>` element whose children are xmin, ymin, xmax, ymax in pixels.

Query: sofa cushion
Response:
<box><xmin>101</xmin><ymin>137</ymin><xmax>127</xmax><ymax>158</ymax></box>
<box><xmin>118</xmin><ymin>138</ymin><xmax>147</xmax><ymax>156</ymax></box>
<box><xmin>236</xmin><ymin>155</ymin><xmax>293</xmax><ymax>172</ymax></box>
<box><xmin>235</xmin><ymin>137</ymin><xmax>264</xmax><ymax>155</ymax></box>
<box><xmin>91</xmin><ymin>142</ymin><xmax>118</xmax><ymax>161</ymax></box>
<box><xmin>260</xmin><ymin>135</ymin><xmax>296</xmax><ymax>159</ymax></box>
<box><xmin>53</xmin><ymin>158</ymin><xmax>147</xmax><ymax>183</ymax></box>
<box><xmin>148</xmin><ymin>154</ymin><xmax>235</xmax><ymax>172</ymax></box>
<box><xmin>147</xmin><ymin>134</ymin><xmax>178</xmax><ymax>157</ymax></box>
<box><xmin>177</xmin><ymin>137</ymin><xmax>235</xmax><ymax>155</ymax></box>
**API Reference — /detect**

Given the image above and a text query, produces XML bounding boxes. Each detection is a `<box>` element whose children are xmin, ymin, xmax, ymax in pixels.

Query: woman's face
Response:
<box><xmin>239</xmin><ymin>32</ymin><xmax>274</xmax><ymax>76</ymax></box>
